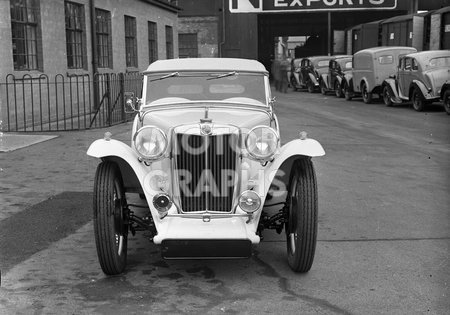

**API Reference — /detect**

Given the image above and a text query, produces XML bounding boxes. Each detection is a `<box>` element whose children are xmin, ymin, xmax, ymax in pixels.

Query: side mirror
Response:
<box><xmin>124</xmin><ymin>92</ymin><xmax>140</xmax><ymax>113</ymax></box>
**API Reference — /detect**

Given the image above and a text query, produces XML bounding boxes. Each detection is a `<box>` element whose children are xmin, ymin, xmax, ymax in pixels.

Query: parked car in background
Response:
<box><xmin>320</xmin><ymin>55</ymin><xmax>353</xmax><ymax>97</ymax></box>
<box><xmin>345</xmin><ymin>46</ymin><xmax>417</xmax><ymax>103</ymax></box>
<box><xmin>293</xmin><ymin>56</ymin><xmax>335</xmax><ymax>93</ymax></box>
<box><xmin>87</xmin><ymin>58</ymin><xmax>325</xmax><ymax>275</ymax></box>
<box><xmin>441</xmin><ymin>82</ymin><xmax>450</xmax><ymax>115</ymax></box>
<box><xmin>382</xmin><ymin>50</ymin><xmax>450</xmax><ymax>111</ymax></box>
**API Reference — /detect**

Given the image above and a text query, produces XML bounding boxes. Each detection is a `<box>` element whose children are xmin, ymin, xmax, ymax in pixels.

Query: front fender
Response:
<box><xmin>383</xmin><ymin>79</ymin><xmax>402</xmax><ymax>103</ymax></box>
<box><xmin>308</xmin><ymin>73</ymin><xmax>319</xmax><ymax>86</ymax></box>
<box><xmin>321</xmin><ymin>73</ymin><xmax>329</xmax><ymax>88</ymax></box>
<box><xmin>360</xmin><ymin>77</ymin><xmax>370</xmax><ymax>93</ymax></box>
<box><xmin>412</xmin><ymin>80</ymin><xmax>436</xmax><ymax>100</ymax></box>
<box><xmin>87</xmin><ymin>139</ymin><xmax>147</xmax><ymax>191</ymax></box>
<box><xmin>262</xmin><ymin>138</ymin><xmax>325</xmax><ymax>205</ymax></box>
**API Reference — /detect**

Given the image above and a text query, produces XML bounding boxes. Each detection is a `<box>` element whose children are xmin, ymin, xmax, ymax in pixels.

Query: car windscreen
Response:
<box><xmin>145</xmin><ymin>72</ymin><xmax>267</xmax><ymax>106</ymax></box>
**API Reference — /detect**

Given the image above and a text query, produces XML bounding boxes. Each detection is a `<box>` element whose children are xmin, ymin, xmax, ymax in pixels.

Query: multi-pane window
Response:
<box><xmin>124</xmin><ymin>15</ymin><xmax>137</xmax><ymax>68</ymax></box>
<box><xmin>165</xmin><ymin>25</ymin><xmax>173</xmax><ymax>59</ymax></box>
<box><xmin>95</xmin><ymin>8</ymin><xmax>112</xmax><ymax>68</ymax></box>
<box><xmin>10</xmin><ymin>0</ymin><xmax>41</xmax><ymax>70</ymax></box>
<box><xmin>179</xmin><ymin>33</ymin><xmax>198</xmax><ymax>58</ymax></box>
<box><xmin>148</xmin><ymin>21</ymin><xmax>158</xmax><ymax>64</ymax></box>
<box><xmin>65</xmin><ymin>1</ymin><xmax>86</xmax><ymax>69</ymax></box>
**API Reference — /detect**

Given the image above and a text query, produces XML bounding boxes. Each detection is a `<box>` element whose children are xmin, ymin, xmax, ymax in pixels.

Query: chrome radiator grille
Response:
<box><xmin>175</xmin><ymin>133</ymin><xmax>238</xmax><ymax>212</ymax></box>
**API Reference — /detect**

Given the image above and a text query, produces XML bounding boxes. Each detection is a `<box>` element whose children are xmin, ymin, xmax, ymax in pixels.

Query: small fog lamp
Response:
<box><xmin>153</xmin><ymin>193</ymin><xmax>172</xmax><ymax>214</ymax></box>
<box><xmin>239</xmin><ymin>190</ymin><xmax>261</xmax><ymax>213</ymax></box>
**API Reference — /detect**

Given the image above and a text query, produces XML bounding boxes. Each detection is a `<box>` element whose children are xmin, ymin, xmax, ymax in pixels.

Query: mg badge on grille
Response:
<box><xmin>200</xmin><ymin>123</ymin><xmax>213</xmax><ymax>135</ymax></box>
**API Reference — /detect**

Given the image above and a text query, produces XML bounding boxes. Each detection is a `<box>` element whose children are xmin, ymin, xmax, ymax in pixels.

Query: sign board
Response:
<box><xmin>230</xmin><ymin>0</ymin><xmax>397</xmax><ymax>13</ymax></box>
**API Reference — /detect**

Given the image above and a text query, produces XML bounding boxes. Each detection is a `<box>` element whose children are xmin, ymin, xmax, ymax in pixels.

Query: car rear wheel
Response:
<box><xmin>383</xmin><ymin>85</ymin><xmax>393</xmax><ymax>107</ymax></box>
<box><xmin>93</xmin><ymin>161</ymin><xmax>128</xmax><ymax>275</ymax></box>
<box><xmin>443</xmin><ymin>90</ymin><xmax>450</xmax><ymax>115</ymax></box>
<box><xmin>335</xmin><ymin>81</ymin><xmax>343</xmax><ymax>98</ymax></box>
<box><xmin>285</xmin><ymin>158</ymin><xmax>318</xmax><ymax>273</ymax></box>
<box><xmin>362</xmin><ymin>82</ymin><xmax>372</xmax><ymax>104</ymax></box>
<box><xmin>344</xmin><ymin>82</ymin><xmax>352</xmax><ymax>101</ymax></box>
<box><xmin>412</xmin><ymin>87</ymin><xmax>425</xmax><ymax>112</ymax></box>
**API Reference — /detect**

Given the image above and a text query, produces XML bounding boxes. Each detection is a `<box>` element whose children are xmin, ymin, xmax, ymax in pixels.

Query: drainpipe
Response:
<box><xmin>89</xmin><ymin>0</ymin><xmax>99</xmax><ymax>108</ymax></box>
<box><xmin>219</xmin><ymin>0</ymin><xmax>226</xmax><ymax>57</ymax></box>
<box><xmin>89</xmin><ymin>0</ymin><xmax>97</xmax><ymax>75</ymax></box>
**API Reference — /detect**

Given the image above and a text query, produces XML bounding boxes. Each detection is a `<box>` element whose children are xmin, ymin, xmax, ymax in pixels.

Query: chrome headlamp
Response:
<box><xmin>245</xmin><ymin>126</ymin><xmax>279</xmax><ymax>160</ymax></box>
<box><xmin>133</xmin><ymin>126</ymin><xmax>167</xmax><ymax>160</ymax></box>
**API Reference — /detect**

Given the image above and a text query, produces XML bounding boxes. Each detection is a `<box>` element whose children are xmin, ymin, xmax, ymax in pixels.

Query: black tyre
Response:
<box><xmin>290</xmin><ymin>76</ymin><xmax>298</xmax><ymax>91</ymax></box>
<box><xmin>335</xmin><ymin>81</ymin><xmax>343</xmax><ymax>98</ymax></box>
<box><xmin>285</xmin><ymin>158</ymin><xmax>318</xmax><ymax>273</ymax></box>
<box><xmin>344</xmin><ymin>82</ymin><xmax>352</xmax><ymax>101</ymax></box>
<box><xmin>320</xmin><ymin>81</ymin><xmax>327</xmax><ymax>95</ymax></box>
<box><xmin>307</xmin><ymin>81</ymin><xmax>315</xmax><ymax>93</ymax></box>
<box><xmin>383</xmin><ymin>85</ymin><xmax>393</xmax><ymax>107</ymax></box>
<box><xmin>411</xmin><ymin>87</ymin><xmax>425</xmax><ymax>112</ymax></box>
<box><xmin>93</xmin><ymin>161</ymin><xmax>128</xmax><ymax>275</ymax></box>
<box><xmin>362</xmin><ymin>82</ymin><xmax>372</xmax><ymax>104</ymax></box>
<box><xmin>443</xmin><ymin>90</ymin><xmax>450</xmax><ymax>115</ymax></box>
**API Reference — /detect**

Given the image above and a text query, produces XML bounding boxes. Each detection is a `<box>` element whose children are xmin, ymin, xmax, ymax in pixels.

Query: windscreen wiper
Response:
<box><xmin>150</xmin><ymin>72</ymin><xmax>179</xmax><ymax>82</ymax></box>
<box><xmin>207</xmin><ymin>71</ymin><xmax>237</xmax><ymax>80</ymax></box>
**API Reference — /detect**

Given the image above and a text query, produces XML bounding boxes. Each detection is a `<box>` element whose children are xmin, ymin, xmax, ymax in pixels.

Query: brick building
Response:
<box><xmin>0</xmin><ymin>0</ymin><xmax>179</xmax><ymax>76</ymax></box>
<box><xmin>0</xmin><ymin>0</ymin><xmax>179</xmax><ymax>132</ymax></box>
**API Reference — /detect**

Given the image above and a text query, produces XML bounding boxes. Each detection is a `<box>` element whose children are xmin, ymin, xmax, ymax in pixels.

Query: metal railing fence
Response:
<box><xmin>1</xmin><ymin>72</ymin><xmax>142</xmax><ymax>132</ymax></box>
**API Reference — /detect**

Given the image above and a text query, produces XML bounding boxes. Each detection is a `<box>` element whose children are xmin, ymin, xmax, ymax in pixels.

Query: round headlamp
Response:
<box><xmin>239</xmin><ymin>190</ymin><xmax>261</xmax><ymax>213</ymax></box>
<box><xmin>133</xmin><ymin>126</ymin><xmax>167</xmax><ymax>160</ymax></box>
<box><xmin>245</xmin><ymin>126</ymin><xmax>279</xmax><ymax>160</ymax></box>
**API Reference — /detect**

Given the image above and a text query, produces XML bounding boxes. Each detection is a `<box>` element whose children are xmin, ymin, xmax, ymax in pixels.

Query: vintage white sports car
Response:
<box><xmin>87</xmin><ymin>58</ymin><xmax>325</xmax><ymax>275</ymax></box>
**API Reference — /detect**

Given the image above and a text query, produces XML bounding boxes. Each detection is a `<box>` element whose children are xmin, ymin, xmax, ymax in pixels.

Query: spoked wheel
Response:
<box><xmin>285</xmin><ymin>158</ymin><xmax>318</xmax><ymax>273</ymax></box>
<box><xmin>93</xmin><ymin>161</ymin><xmax>128</xmax><ymax>275</ymax></box>
<box><xmin>383</xmin><ymin>85</ymin><xmax>393</xmax><ymax>107</ymax></box>
<box><xmin>344</xmin><ymin>82</ymin><xmax>352</xmax><ymax>101</ymax></box>
<box><xmin>412</xmin><ymin>87</ymin><xmax>425</xmax><ymax>112</ymax></box>
<box><xmin>362</xmin><ymin>82</ymin><xmax>372</xmax><ymax>104</ymax></box>
<box><xmin>335</xmin><ymin>81</ymin><xmax>343</xmax><ymax>98</ymax></box>
<box><xmin>443</xmin><ymin>90</ymin><xmax>450</xmax><ymax>115</ymax></box>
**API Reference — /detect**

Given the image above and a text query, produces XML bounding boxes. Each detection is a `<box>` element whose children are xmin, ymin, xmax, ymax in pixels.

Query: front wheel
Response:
<box><xmin>412</xmin><ymin>87</ymin><xmax>425</xmax><ymax>112</ymax></box>
<box><xmin>362</xmin><ymin>82</ymin><xmax>372</xmax><ymax>104</ymax></box>
<box><xmin>383</xmin><ymin>85</ymin><xmax>393</xmax><ymax>107</ymax></box>
<box><xmin>443</xmin><ymin>90</ymin><xmax>450</xmax><ymax>115</ymax></box>
<box><xmin>285</xmin><ymin>158</ymin><xmax>318</xmax><ymax>273</ymax></box>
<box><xmin>320</xmin><ymin>81</ymin><xmax>327</xmax><ymax>95</ymax></box>
<box><xmin>344</xmin><ymin>82</ymin><xmax>352</xmax><ymax>101</ymax></box>
<box><xmin>93</xmin><ymin>161</ymin><xmax>128</xmax><ymax>275</ymax></box>
<box><xmin>335</xmin><ymin>81</ymin><xmax>343</xmax><ymax>98</ymax></box>
<box><xmin>307</xmin><ymin>81</ymin><xmax>315</xmax><ymax>93</ymax></box>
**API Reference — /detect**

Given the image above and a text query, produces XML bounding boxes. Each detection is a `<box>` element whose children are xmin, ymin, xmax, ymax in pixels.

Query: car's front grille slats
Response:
<box><xmin>175</xmin><ymin>132</ymin><xmax>238</xmax><ymax>213</ymax></box>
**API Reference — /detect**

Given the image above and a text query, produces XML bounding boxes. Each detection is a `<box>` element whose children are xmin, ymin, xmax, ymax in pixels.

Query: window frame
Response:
<box><xmin>165</xmin><ymin>25</ymin><xmax>173</xmax><ymax>59</ymax></box>
<box><xmin>148</xmin><ymin>21</ymin><xmax>158</xmax><ymax>64</ymax></box>
<box><xmin>65</xmin><ymin>1</ymin><xmax>86</xmax><ymax>69</ymax></box>
<box><xmin>10</xmin><ymin>0</ymin><xmax>42</xmax><ymax>71</ymax></box>
<box><xmin>124</xmin><ymin>15</ymin><xmax>138</xmax><ymax>68</ymax></box>
<box><xmin>95</xmin><ymin>8</ymin><xmax>112</xmax><ymax>69</ymax></box>
<box><xmin>178</xmin><ymin>33</ymin><xmax>198</xmax><ymax>58</ymax></box>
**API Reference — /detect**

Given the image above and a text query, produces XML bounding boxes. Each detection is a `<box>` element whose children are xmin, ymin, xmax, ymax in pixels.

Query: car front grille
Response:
<box><xmin>175</xmin><ymin>132</ymin><xmax>238</xmax><ymax>212</ymax></box>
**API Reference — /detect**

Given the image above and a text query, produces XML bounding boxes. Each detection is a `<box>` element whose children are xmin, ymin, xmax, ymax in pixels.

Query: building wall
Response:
<box><xmin>178</xmin><ymin>16</ymin><xmax>219</xmax><ymax>57</ymax></box>
<box><xmin>0</xmin><ymin>0</ymin><xmax>179</xmax><ymax>78</ymax></box>
<box><xmin>0</xmin><ymin>0</ymin><xmax>178</xmax><ymax>131</ymax></box>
